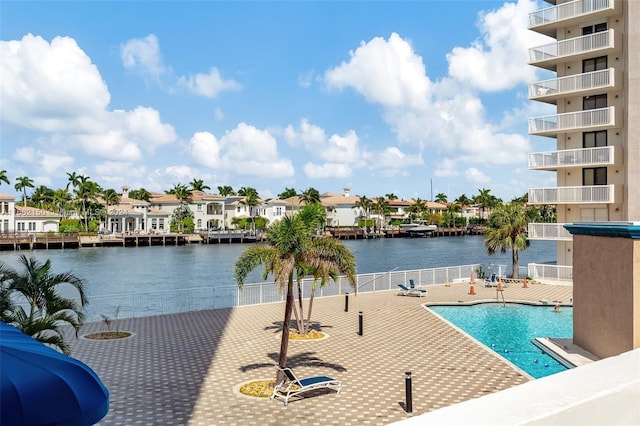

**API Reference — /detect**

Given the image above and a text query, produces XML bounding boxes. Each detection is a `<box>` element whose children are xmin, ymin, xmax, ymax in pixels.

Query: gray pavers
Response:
<box><xmin>70</xmin><ymin>282</ymin><xmax>573</xmax><ymax>425</ymax></box>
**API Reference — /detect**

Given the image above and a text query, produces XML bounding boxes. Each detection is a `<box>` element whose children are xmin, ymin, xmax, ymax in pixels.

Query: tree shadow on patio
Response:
<box><xmin>264</xmin><ymin>319</ymin><xmax>334</xmax><ymax>333</ymax></box>
<box><xmin>239</xmin><ymin>351</ymin><xmax>346</xmax><ymax>373</ymax></box>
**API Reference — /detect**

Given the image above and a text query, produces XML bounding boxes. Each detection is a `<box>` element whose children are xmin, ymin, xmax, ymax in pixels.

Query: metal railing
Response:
<box><xmin>528</xmin><ymin>185</ymin><xmax>614</xmax><ymax>204</ymax></box>
<box><xmin>528</xmin><ymin>263</ymin><xmax>573</xmax><ymax>282</ymax></box>
<box><xmin>529</xmin><ymin>0</ymin><xmax>613</xmax><ymax>28</ymax></box>
<box><xmin>529</xmin><ymin>106</ymin><xmax>614</xmax><ymax>134</ymax></box>
<box><xmin>528</xmin><ymin>223</ymin><xmax>573</xmax><ymax>241</ymax></box>
<box><xmin>83</xmin><ymin>264</ymin><xmax>481</xmax><ymax>322</ymax></box>
<box><xmin>529</xmin><ymin>29</ymin><xmax>614</xmax><ymax>63</ymax></box>
<box><xmin>528</xmin><ymin>146</ymin><xmax>614</xmax><ymax>169</ymax></box>
<box><xmin>528</xmin><ymin>68</ymin><xmax>614</xmax><ymax>99</ymax></box>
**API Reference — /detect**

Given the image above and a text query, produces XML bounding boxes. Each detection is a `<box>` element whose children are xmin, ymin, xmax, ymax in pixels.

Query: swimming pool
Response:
<box><xmin>428</xmin><ymin>303</ymin><xmax>573</xmax><ymax>378</ymax></box>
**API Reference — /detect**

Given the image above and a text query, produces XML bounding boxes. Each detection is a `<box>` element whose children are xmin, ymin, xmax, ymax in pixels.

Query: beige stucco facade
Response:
<box><xmin>569</xmin><ymin>225</ymin><xmax>640</xmax><ymax>358</ymax></box>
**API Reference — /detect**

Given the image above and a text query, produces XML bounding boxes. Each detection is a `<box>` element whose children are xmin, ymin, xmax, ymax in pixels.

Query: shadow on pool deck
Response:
<box><xmin>70</xmin><ymin>282</ymin><xmax>573</xmax><ymax>425</ymax></box>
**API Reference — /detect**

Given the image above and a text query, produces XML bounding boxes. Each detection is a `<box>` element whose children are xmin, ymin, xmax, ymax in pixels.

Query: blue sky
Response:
<box><xmin>1</xmin><ymin>0</ymin><xmax>557</xmax><ymax>202</ymax></box>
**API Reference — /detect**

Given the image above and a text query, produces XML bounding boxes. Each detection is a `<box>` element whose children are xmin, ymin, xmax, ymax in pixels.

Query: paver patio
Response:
<box><xmin>70</xmin><ymin>282</ymin><xmax>573</xmax><ymax>425</ymax></box>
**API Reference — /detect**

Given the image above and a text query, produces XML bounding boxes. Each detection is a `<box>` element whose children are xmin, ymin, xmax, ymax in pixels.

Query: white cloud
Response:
<box><xmin>447</xmin><ymin>0</ymin><xmax>550</xmax><ymax>92</ymax></box>
<box><xmin>434</xmin><ymin>158</ymin><xmax>460</xmax><ymax>178</ymax></box>
<box><xmin>1</xmin><ymin>34</ymin><xmax>178</xmax><ymax>164</ymax></box>
<box><xmin>323</xmin><ymin>3</ymin><xmax>539</xmax><ymax>171</ymax></box>
<box><xmin>121</xmin><ymin>34</ymin><xmax>168</xmax><ymax>80</ymax></box>
<box><xmin>1</xmin><ymin>34</ymin><xmax>110</xmax><ymax>133</ymax></box>
<box><xmin>370</xmin><ymin>147</ymin><xmax>423</xmax><ymax>170</ymax></box>
<box><xmin>325</xmin><ymin>32</ymin><xmax>430</xmax><ymax>110</ymax></box>
<box><xmin>465</xmin><ymin>167</ymin><xmax>491</xmax><ymax>184</ymax></box>
<box><xmin>176</xmin><ymin>67</ymin><xmax>241</xmax><ymax>98</ymax></box>
<box><xmin>188</xmin><ymin>123</ymin><xmax>294</xmax><ymax>178</ymax></box>
<box><xmin>303</xmin><ymin>162</ymin><xmax>352</xmax><ymax>179</ymax></box>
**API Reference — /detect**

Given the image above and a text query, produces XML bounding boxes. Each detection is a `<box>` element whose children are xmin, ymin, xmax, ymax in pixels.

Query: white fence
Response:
<box><xmin>85</xmin><ymin>264</ymin><xmax>480</xmax><ymax>322</ymax></box>
<box><xmin>528</xmin><ymin>263</ymin><xmax>573</xmax><ymax>282</ymax></box>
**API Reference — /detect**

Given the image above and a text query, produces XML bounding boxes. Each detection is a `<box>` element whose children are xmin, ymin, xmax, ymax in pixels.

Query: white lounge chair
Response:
<box><xmin>271</xmin><ymin>365</ymin><xmax>341</xmax><ymax>405</ymax></box>
<box><xmin>397</xmin><ymin>284</ymin><xmax>427</xmax><ymax>297</ymax></box>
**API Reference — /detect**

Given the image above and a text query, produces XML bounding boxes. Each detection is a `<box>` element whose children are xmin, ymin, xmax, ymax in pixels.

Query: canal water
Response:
<box><xmin>0</xmin><ymin>236</ymin><xmax>556</xmax><ymax>319</ymax></box>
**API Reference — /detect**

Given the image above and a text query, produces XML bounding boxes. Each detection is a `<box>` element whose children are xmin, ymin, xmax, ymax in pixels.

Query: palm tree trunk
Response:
<box><xmin>277</xmin><ymin>275</ymin><xmax>294</xmax><ymax>383</ymax></box>
<box><xmin>305</xmin><ymin>288</ymin><xmax>316</xmax><ymax>335</ymax></box>
<box><xmin>296</xmin><ymin>279</ymin><xmax>305</xmax><ymax>334</ymax></box>
<box><xmin>512</xmin><ymin>246</ymin><xmax>519</xmax><ymax>279</ymax></box>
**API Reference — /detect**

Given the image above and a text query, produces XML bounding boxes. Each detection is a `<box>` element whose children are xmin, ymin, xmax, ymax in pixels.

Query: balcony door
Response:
<box><xmin>583</xmin><ymin>130</ymin><xmax>607</xmax><ymax>148</ymax></box>
<box><xmin>580</xmin><ymin>207</ymin><xmax>608</xmax><ymax>222</ymax></box>
<box><xmin>583</xmin><ymin>94</ymin><xmax>607</xmax><ymax>110</ymax></box>
<box><xmin>583</xmin><ymin>167</ymin><xmax>607</xmax><ymax>185</ymax></box>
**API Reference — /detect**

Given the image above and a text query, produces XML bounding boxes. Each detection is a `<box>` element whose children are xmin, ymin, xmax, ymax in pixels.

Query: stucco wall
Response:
<box><xmin>573</xmin><ymin>234</ymin><xmax>639</xmax><ymax>358</ymax></box>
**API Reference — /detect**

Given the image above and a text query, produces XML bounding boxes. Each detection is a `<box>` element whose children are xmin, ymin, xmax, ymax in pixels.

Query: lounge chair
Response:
<box><xmin>397</xmin><ymin>284</ymin><xmax>427</xmax><ymax>297</ymax></box>
<box><xmin>271</xmin><ymin>365</ymin><xmax>341</xmax><ymax>405</ymax></box>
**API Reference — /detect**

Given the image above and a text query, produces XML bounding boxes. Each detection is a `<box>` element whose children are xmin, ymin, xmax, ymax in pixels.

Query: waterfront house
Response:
<box><xmin>0</xmin><ymin>193</ymin><xmax>61</xmax><ymax>233</ymax></box>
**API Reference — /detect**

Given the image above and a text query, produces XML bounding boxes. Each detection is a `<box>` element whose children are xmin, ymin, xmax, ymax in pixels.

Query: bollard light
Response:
<box><xmin>405</xmin><ymin>371</ymin><xmax>413</xmax><ymax>413</ymax></box>
<box><xmin>345</xmin><ymin>293</ymin><xmax>349</xmax><ymax>312</ymax></box>
<box><xmin>358</xmin><ymin>311</ymin><xmax>363</xmax><ymax>336</ymax></box>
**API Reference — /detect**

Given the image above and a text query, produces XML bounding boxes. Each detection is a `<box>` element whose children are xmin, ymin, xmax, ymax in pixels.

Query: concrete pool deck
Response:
<box><xmin>71</xmin><ymin>281</ymin><xmax>574</xmax><ymax>425</ymax></box>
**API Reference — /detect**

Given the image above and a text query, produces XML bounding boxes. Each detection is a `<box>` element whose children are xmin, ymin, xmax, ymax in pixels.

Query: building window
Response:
<box><xmin>583</xmin><ymin>94</ymin><xmax>607</xmax><ymax>110</ymax></box>
<box><xmin>583</xmin><ymin>56</ymin><xmax>607</xmax><ymax>73</ymax></box>
<box><xmin>197</xmin><ymin>204</ymin><xmax>202</xmax><ymax>212</ymax></box>
<box><xmin>159</xmin><ymin>219</ymin><xmax>165</xmax><ymax>230</ymax></box>
<box><xmin>276</xmin><ymin>207</ymin><xmax>282</xmax><ymax>216</ymax></box>
<box><xmin>582</xmin><ymin>23</ymin><xmax>607</xmax><ymax>35</ymax></box>
<box><xmin>28</xmin><ymin>222</ymin><xmax>36</xmax><ymax>231</ymax></box>
<box><xmin>151</xmin><ymin>218</ymin><xmax>157</xmax><ymax>230</ymax></box>
<box><xmin>197</xmin><ymin>219</ymin><xmax>202</xmax><ymax>228</ymax></box>
<box><xmin>17</xmin><ymin>222</ymin><xmax>25</xmax><ymax>231</ymax></box>
<box><xmin>583</xmin><ymin>131</ymin><xmax>607</xmax><ymax>148</ymax></box>
<box><xmin>2</xmin><ymin>219</ymin><xmax>8</xmax><ymax>232</ymax></box>
<box><xmin>583</xmin><ymin>167</ymin><xmax>607</xmax><ymax>186</ymax></box>
<box><xmin>1</xmin><ymin>202</ymin><xmax>8</xmax><ymax>214</ymax></box>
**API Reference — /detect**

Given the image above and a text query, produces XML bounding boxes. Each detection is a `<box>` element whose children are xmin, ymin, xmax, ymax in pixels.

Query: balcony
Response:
<box><xmin>529</xmin><ymin>106</ymin><xmax>618</xmax><ymax>136</ymax></box>
<box><xmin>529</xmin><ymin>0</ymin><xmax>618</xmax><ymax>37</ymax></box>
<box><xmin>529</xmin><ymin>29</ymin><xmax>620</xmax><ymax>71</ymax></box>
<box><xmin>528</xmin><ymin>146</ymin><xmax>617</xmax><ymax>170</ymax></box>
<box><xmin>529</xmin><ymin>68</ymin><xmax>619</xmax><ymax>103</ymax></box>
<box><xmin>528</xmin><ymin>184</ymin><xmax>614</xmax><ymax>204</ymax></box>
<box><xmin>528</xmin><ymin>223</ymin><xmax>573</xmax><ymax>241</ymax></box>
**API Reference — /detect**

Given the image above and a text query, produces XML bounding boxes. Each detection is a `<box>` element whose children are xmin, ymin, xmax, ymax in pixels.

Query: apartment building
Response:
<box><xmin>527</xmin><ymin>0</ymin><xmax>639</xmax><ymax>266</ymax></box>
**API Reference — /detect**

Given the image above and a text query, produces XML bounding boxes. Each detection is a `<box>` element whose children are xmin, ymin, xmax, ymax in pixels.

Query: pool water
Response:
<box><xmin>428</xmin><ymin>303</ymin><xmax>573</xmax><ymax>378</ymax></box>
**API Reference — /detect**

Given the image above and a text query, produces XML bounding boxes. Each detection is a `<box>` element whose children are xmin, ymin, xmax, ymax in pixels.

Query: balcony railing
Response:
<box><xmin>528</xmin><ymin>263</ymin><xmax>573</xmax><ymax>283</ymax></box>
<box><xmin>529</xmin><ymin>106</ymin><xmax>615</xmax><ymax>136</ymax></box>
<box><xmin>528</xmin><ymin>184</ymin><xmax>614</xmax><ymax>204</ymax></box>
<box><xmin>529</xmin><ymin>0</ymin><xmax>614</xmax><ymax>30</ymax></box>
<box><xmin>529</xmin><ymin>68</ymin><xmax>616</xmax><ymax>101</ymax></box>
<box><xmin>528</xmin><ymin>223</ymin><xmax>573</xmax><ymax>241</ymax></box>
<box><xmin>528</xmin><ymin>146</ymin><xmax>615</xmax><ymax>170</ymax></box>
<box><xmin>529</xmin><ymin>29</ymin><xmax>617</xmax><ymax>69</ymax></box>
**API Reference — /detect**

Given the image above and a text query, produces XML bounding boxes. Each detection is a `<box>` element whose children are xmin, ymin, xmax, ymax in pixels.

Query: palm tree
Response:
<box><xmin>385</xmin><ymin>193</ymin><xmax>398</xmax><ymax>200</ymax></box>
<box><xmin>14</xmin><ymin>176</ymin><xmax>34</xmax><ymax>207</ymax></box>
<box><xmin>0</xmin><ymin>170</ymin><xmax>9</xmax><ymax>186</ymax></box>
<box><xmin>237</xmin><ymin>186</ymin><xmax>258</xmax><ymax>197</ymax></box>
<box><xmin>128</xmin><ymin>188</ymin><xmax>152</xmax><ymax>202</ymax></box>
<box><xmin>373</xmin><ymin>197</ymin><xmax>391</xmax><ymax>230</ymax></box>
<box><xmin>75</xmin><ymin>176</ymin><xmax>101</xmax><ymax>232</ymax></box>
<box><xmin>278</xmin><ymin>187</ymin><xmax>298</xmax><ymax>200</ymax></box>
<box><xmin>190</xmin><ymin>179</ymin><xmax>211</xmax><ymax>192</ymax></box>
<box><xmin>484</xmin><ymin>203</ymin><xmax>530</xmax><ymax>279</ymax></box>
<box><xmin>217</xmin><ymin>185</ymin><xmax>235</xmax><ymax>196</ymax></box>
<box><xmin>0</xmin><ymin>255</ymin><xmax>88</xmax><ymax>355</ymax></box>
<box><xmin>51</xmin><ymin>189</ymin><xmax>72</xmax><ymax>215</ymax></box>
<box><xmin>239</xmin><ymin>191</ymin><xmax>260</xmax><ymax>232</ymax></box>
<box><xmin>300</xmin><ymin>187</ymin><xmax>321</xmax><ymax>205</ymax></box>
<box><xmin>66</xmin><ymin>171</ymin><xmax>81</xmax><ymax>191</ymax></box>
<box><xmin>234</xmin><ymin>210</ymin><xmax>356</xmax><ymax>382</ymax></box>
<box><xmin>455</xmin><ymin>194</ymin><xmax>471</xmax><ymax>206</ymax></box>
<box><xmin>474</xmin><ymin>188</ymin><xmax>501</xmax><ymax>221</ymax></box>
<box><xmin>30</xmin><ymin>185</ymin><xmax>55</xmax><ymax>209</ymax></box>
<box><xmin>102</xmin><ymin>189</ymin><xmax>120</xmax><ymax>233</ymax></box>
<box><xmin>352</xmin><ymin>195</ymin><xmax>372</xmax><ymax>225</ymax></box>
<box><xmin>435</xmin><ymin>193</ymin><xmax>448</xmax><ymax>203</ymax></box>
<box><xmin>171</xmin><ymin>183</ymin><xmax>193</xmax><ymax>232</ymax></box>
